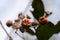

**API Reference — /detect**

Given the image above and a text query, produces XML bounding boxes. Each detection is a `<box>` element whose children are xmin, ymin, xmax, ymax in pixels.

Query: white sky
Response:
<box><xmin>0</xmin><ymin>0</ymin><xmax>31</xmax><ymax>40</ymax></box>
<box><xmin>42</xmin><ymin>0</ymin><xmax>60</xmax><ymax>25</ymax></box>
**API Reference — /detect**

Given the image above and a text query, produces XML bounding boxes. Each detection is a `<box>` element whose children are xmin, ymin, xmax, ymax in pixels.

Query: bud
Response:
<box><xmin>12</xmin><ymin>22</ymin><xmax>20</xmax><ymax>29</ymax></box>
<box><xmin>22</xmin><ymin>18</ymin><xmax>32</xmax><ymax>28</ymax></box>
<box><xmin>6</xmin><ymin>20</ymin><xmax>13</xmax><ymax>27</ymax></box>
<box><xmin>39</xmin><ymin>16</ymin><xmax>48</xmax><ymax>24</ymax></box>
<box><xmin>26</xmin><ymin>15</ymin><xmax>31</xmax><ymax>19</ymax></box>
<box><xmin>18</xmin><ymin>13</ymin><xmax>25</xmax><ymax>19</ymax></box>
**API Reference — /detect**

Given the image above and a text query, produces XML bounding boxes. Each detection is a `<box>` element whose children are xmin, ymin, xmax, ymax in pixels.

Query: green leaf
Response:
<box><xmin>32</xmin><ymin>0</ymin><xmax>44</xmax><ymax>20</ymax></box>
<box><xmin>54</xmin><ymin>21</ymin><xmax>60</xmax><ymax>33</ymax></box>
<box><xmin>36</xmin><ymin>21</ymin><xmax>60</xmax><ymax>40</ymax></box>
<box><xmin>26</xmin><ymin>28</ymin><xmax>36</xmax><ymax>35</ymax></box>
<box><xmin>36</xmin><ymin>22</ymin><xmax>55</xmax><ymax>40</ymax></box>
<box><xmin>31</xmin><ymin>0</ymin><xmax>60</xmax><ymax>40</ymax></box>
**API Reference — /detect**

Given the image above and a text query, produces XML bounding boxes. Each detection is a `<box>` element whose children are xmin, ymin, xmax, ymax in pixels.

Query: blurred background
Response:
<box><xmin>0</xmin><ymin>0</ymin><xmax>60</xmax><ymax>40</ymax></box>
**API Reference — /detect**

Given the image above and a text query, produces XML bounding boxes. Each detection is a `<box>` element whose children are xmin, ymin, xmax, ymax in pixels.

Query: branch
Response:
<box><xmin>0</xmin><ymin>21</ymin><xmax>13</xmax><ymax>40</ymax></box>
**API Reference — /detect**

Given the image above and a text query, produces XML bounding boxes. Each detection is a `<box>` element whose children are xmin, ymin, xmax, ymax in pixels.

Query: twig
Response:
<box><xmin>0</xmin><ymin>21</ymin><xmax>13</xmax><ymax>40</ymax></box>
<box><xmin>15</xmin><ymin>30</ymin><xmax>25</xmax><ymax>40</ymax></box>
